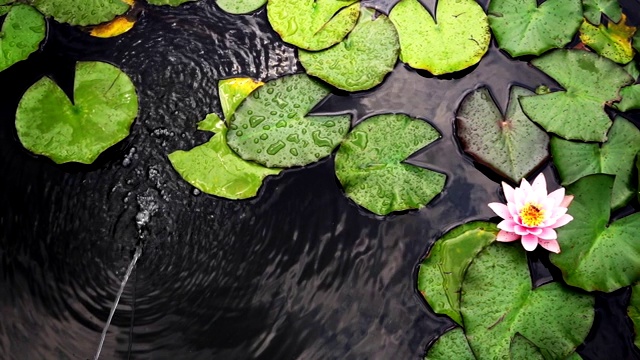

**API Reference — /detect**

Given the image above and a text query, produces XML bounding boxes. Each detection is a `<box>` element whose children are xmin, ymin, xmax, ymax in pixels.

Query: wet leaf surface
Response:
<box><xmin>218</xmin><ymin>77</ymin><xmax>264</xmax><ymax>120</ymax></box>
<box><xmin>615</xmin><ymin>84</ymin><xmax>640</xmax><ymax>111</ymax></box>
<box><xmin>582</xmin><ymin>0</ymin><xmax>622</xmax><ymax>25</ymax></box>
<box><xmin>0</xmin><ymin>4</ymin><xmax>46</xmax><ymax>72</ymax></box>
<box><xmin>579</xmin><ymin>15</ymin><xmax>637</xmax><ymax>64</ymax></box>
<box><xmin>32</xmin><ymin>0</ymin><xmax>130</xmax><ymax>26</ymax></box>
<box><xmin>510</xmin><ymin>334</ymin><xmax>545</xmax><ymax>360</ymax></box>
<box><xmin>425</xmin><ymin>327</ymin><xmax>475</xmax><ymax>360</ymax></box>
<box><xmin>216</xmin><ymin>0</ymin><xmax>266</xmax><ymax>14</ymax></box>
<box><xmin>147</xmin><ymin>0</ymin><xmax>195</xmax><ymax>5</ymax></box>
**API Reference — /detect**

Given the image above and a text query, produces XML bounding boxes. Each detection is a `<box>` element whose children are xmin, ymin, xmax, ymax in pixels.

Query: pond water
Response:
<box><xmin>1</xmin><ymin>0</ymin><xmax>640</xmax><ymax>359</ymax></box>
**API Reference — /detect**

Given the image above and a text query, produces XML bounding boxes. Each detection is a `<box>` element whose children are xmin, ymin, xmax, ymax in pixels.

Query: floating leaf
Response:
<box><xmin>550</xmin><ymin>116</ymin><xmax>640</xmax><ymax>210</ymax></box>
<box><xmin>520</xmin><ymin>49</ymin><xmax>633</xmax><ymax>142</ymax></box>
<box><xmin>216</xmin><ymin>0</ymin><xmax>265</xmax><ymax>14</ymax></box>
<box><xmin>90</xmin><ymin>16</ymin><xmax>136</xmax><ymax>38</ymax></box>
<box><xmin>635</xmin><ymin>31</ymin><xmax>640</xmax><ymax>53</ymax></box>
<box><xmin>218</xmin><ymin>77</ymin><xmax>263</xmax><ymax>120</ymax></box>
<box><xmin>461</xmin><ymin>244</ymin><xmax>594</xmax><ymax>359</ymax></box>
<box><xmin>15</xmin><ymin>62</ymin><xmax>138</xmax><ymax>164</ymax></box>
<box><xmin>615</xmin><ymin>85</ymin><xmax>640</xmax><ymax>111</ymax></box>
<box><xmin>624</xmin><ymin>60</ymin><xmax>640</xmax><ymax>80</ymax></box>
<box><xmin>0</xmin><ymin>4</ymin><xmax>46</xmax><ymax>73</ymax></box>
<box><xmin>298</xmin><ymin>8</ymin><xmax>399</xmax><ymax>92</ymax></box>
<box><xmin>0</xmin><ymin>5</ymin><xmax>11</xmax><ymax>16</ymax></box>
<box><xmin>146</xmin><ymin>0</ymin><xmax>195</xmax><ymax>5</ymax></box>
<box><xmin>488</xmin><ymin>0</ymin><xmax>582</xmax><ymax>57</ymax></box>
<box><xmin>266</xmin><ymin>0</ymin><xmax>360</xmax><ymax>51</ymax></box>
<box><xmin>389</xmin><ymin>0</ymin><xmax>490</xmax><ymax>75</ymax></box>
<box><xmin>629</xmin><ymin>283</ymin><xmax>640</xmax><ymax>348</ymax></box>
<box><xmin>226</xmin><ymin>74</ymin><xmax>351</xmax><ymax>168</ymax></box>
<box><xmin>579</xmin><ymin>15</ymin><xmax>637</xmax><ymax>64</ymax></box>
<box><xmin>32</xmin><ymin>0</ymin><xmax>129</xmax><ymax>26</ymax></box>
<box><xmin>550</xmin><ymin>174</ymin><xmax>640</xmax><ymax>292</ymax></box>
<box><xmin>334</xmin><ymin>114</ymin><xmax>446</xmax><ymax>215</ymax></box>
<box><xmin>456</xmin><ymin>86</ymin><xmax>548</xmax><ymax>182</ymax></box>
<box><xmin>582</xmin><ymin>0</ymin><xmax>622</xmax><ymax>25</ymax></box>
<box><xmin>425</xmin><ymin>328</ymin><xmax>475</xmax><ymax>360</ymax></box>
<box><xmin>510</xmin><ymin>334</ymin><xmax>545</xmax><ymax>360</ymax></box>
<box><xmin>418</xmin><ymin>222</ymin><xmax>498</xmax><ymax>325</ymax></box>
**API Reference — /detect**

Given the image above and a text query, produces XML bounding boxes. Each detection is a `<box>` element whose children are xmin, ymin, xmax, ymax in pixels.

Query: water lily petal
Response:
<box><xmin>538</xmin><ymin>227</ymin><xmax>557</xmax><ymax>240</ymax></box>
<box><xmin>539</xmin><ymin>239</ymin><xmax>560</xmax><ymax>253</ymax></box>
<box><xmin>488</xmin><ymin>202</ymin><xmax>511</xmax><ymax>219</ymax></box>
<box><xmin>528</xmin><ymin>227</ymin><xmax>543</xmax><ymax>235</ymax></box>
<box><xmin>497</xmin><ymin>230</ymin><xmax>520</xmax><ymax>242</ymax></box>
<box><xmin>498</xmin><ymin>219</ymin><xmax>517</xmax><ymax>232</ymax></box>
<box><xmin>531</xmin><ymin>173</ymin><xmax>546</xmax><ymax>194</ymax></box>
<box><xmin>520</xmin><ymin>178</ymin><xmax>532</xmax><ymax>194</ymax></box>
<box><xmin>514</xmin><ymin>225</ymin><xmax>529</xmax><ymax>235</ymax></box>
<box><xmin>560</xmin><ymin>194</ymin><xmax>574</xmax><ymax>208</ymax></box>
<box><xmin>521</xmin><ymin>234</ymin><xmax>539</xmax><ymax>251</ymax></box>
<box><xmin>547</xmin><ymin>187</ymin><xmax>565</xmax><ymax>207</ymax></box>
<box><xmin>514</xmin><ymin>187</ymin><xmax>526</xmax><ymax>208</ymax></box>
<box><xmin>502</xmin><ymin>181</ymin><xmax>515</xmax><ymax>203</ymax></box>
<box><xmin>550</xmin><ymin>214</ymin><xmax>573</xmax><ymax>228</ymax></box>
<box><xmin>507</xmin><ymin>201</ymin><xmax>518</xmax><ymax>217</ymax></box>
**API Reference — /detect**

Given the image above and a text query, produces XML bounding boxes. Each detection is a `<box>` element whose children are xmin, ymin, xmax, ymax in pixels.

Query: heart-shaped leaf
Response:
<box><xmin>32</xmin><ymin>0</ymin><xmax>130</xmax><ymax>26</ymax></box>
<box><xmin>582</xmin><ymin>0</ymin><xmax>622</xmax><ymax>25</ymax></box>
<box><xmin>615</xmin><ymin>84</ymin><xmax>640</xmax><ymax>111</ymax></box>
<box><xmin>389</xmin><ymin>0</ymin><xmax>490</xmax><ymax>75</ymax></box>
<box><xmin>418</xmin><ymin>221</ymin><xmax>498</xmax><ymax>325</ymax></box>
<box><xmin>461</xmin><ymin>243</ymin><xmax>594</xmax><ymax>359</ymax></box>
<box><xmin>266</xmin><ymin>0</ymin><xmax>360</xmax><ymax>51</ymax></box>
<box><xmin>520</xmin><ymin>49</ymin><xmax>633</xmax><ymax>142</ymax></box>
<box><xmin>550</xmin><ymin>174</ymin><xmax>640</xmax><ymax>292</ymax></box>
<box><xmin>298</xmin><ymin>7</ymin><xmax>399</xmax><ymax>92</ymax></box>
<box><xmin>425</xmin><ymin>328</ymin><xmax>475</xmax><ymax>360</ymax></box>
<box><xmin>579</xmin><ymin>15</ymin><xmax>637</xmax><ymax>64</ymax></box>
<box><xmin>488</xmin><ymin>0</ymin><xmax>582</xmax><ymax>57</ymax></box>
<box><xmin>146</xmin><ymin>0</ymin><xmax>195</xmax><ymax>6</ymax></box>
<box><xmin>628</xmin><ymin>283</ymin><xmax>640</xmax><ymax>348</ymax></box>
<box><xmin>226</xmin><ymin>73</ymin><xmax>351</xmax><ymax>168</ymax></box>
<box><xmin>15</xmin><ymin>61</ymin><xmax>138</xmax><ymax>164</ymax></box>
<box><xmin>334</xmin><ymin>114</ymin><xmax>445</xmax><ymax>215</ymax></box>
<box><xmin>216</xmin><ymin>0</ymin><xmax>265</xmax><ymax>14</ymax></box>
<box><xmin>0</xmin><ymin>4</ymin><xmax>46</xmax><ymax>73</ymax></box>
<box><xmin>550</xmin><ymin>116</ymin><xmax>640</xmax><ymax>210</ymax></box>
<box><xmin>456</xmin><ymin>86</ymin><xmax>549</xmax><ymax>183</ymax></box>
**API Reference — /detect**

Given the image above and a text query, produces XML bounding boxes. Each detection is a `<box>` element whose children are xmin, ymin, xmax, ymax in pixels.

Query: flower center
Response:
<box><xmin>520</xmin><ymin>203</ymin><xmax>545</xmax><ymax>227</ymax></box>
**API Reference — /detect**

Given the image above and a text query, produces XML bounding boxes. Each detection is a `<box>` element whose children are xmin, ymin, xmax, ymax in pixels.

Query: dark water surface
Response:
<box><xmin>1</xmin><ymin>0</ymin><xmax>640</xmax><ymax>359</ymax></box>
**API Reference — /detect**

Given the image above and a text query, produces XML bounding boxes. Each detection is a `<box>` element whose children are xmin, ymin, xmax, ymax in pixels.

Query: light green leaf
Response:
<box><xmin>298</xmin><ymin>7</ymin><xmax>399</xmax><ymax>92</ymax></box>
<box><xmin>461</xmin><ymin>244</ymin><xmax>594</xmax><ymax>359</ymax></box>
<box><xmin>550</xmin><ymin>116</ymin><xmax>640</xmax><ymax>210</ymax></box>
<box><xmin>216</xmin><ymin>0</ymin><xmax>265</xmax><ymax>14</ymax></box>
<box><xmin>226</xmin><ymin>73</ymin><xmax>351</xmax><ymax>168</ymax></box>
<box><xmin>510</xmin><ymin>334</ymin><xmax>545</xmax><ymax>360</ymax></box>
<box><xmin>418</xmin><ymin>222</ymin><xmax>498</xmax><ymax>325</ymax></box>
<box><xmin>629</xmin><ymin>283</ymin><xmax>640</xmax><ymax>348</ymax></box>
<box><xmin>334</xmin><ymin>114</ymin><xmax>446</xmax><ymax>215</ymax></box>
<box><xmin>266</xmin><ymin>0</ymin><xmax>360</xmax><ymax>51</ymax></box>
<box><xmin>218</xmin><ymin>77</ymin><xmax>264</xmax><ymax>120</ymax></box>
<box><xmin>488</xmin><ymin>0</ymin><xmax>582</xmax><ymax>57</ymax></box>
<box><xmin>32</xmin><ymin>0</ymin><xmax>129</xmax><ymax>26</ymax></box>
<box><xmin>146</xmin><ymin>0</ymin><xmax>196</xmax><ymax>6</ymax></box>
<box><xmin>550</xmin><ymin>174</ymin><xmax>640</xmax><ymax>292</ymax></box>
<box><xmin>0</xmin><ymin>4</ymin><xmax>46</xmax><ymax>73</ymax></box>
<box><xmin>582</xmin><ymin>0</ymin><xmax>622</xmax><ymax>25</ymax></box>
<box><xmin>520</xmin><ymin>49</ymin><xmax>633</xmax><ymax>142</ymax></box>
<box><xmin>579</xmin><ymin>15</ymin><xmax>637</xmax><ymax>64</ymax></box>
<box><xmin>456</xmin><ymin>86</ymin><xmax>548</xmax><ymax>182</ymax></box>
<box><xmin>425</xmin><ymin>328</ymin><xmax>475</xmax><ymax>360</ymax></box>
<box><xmin>615</xmin><ymin>84</ymin><xmax>640</xmax><ymax>111</ymax></box>
<box><xmin>0</xmin><ymin>5</ymin><xmax>11</xmax><ymax>16</ymax></box>
<box><xmin>15</xmin><ymin>61</ymin><xmax>138</xmax><ymax>164</ymax></box>
<box><xmin>389</xmin><ymin>0</ymin><xmax>490</xmax><ymax>75</ymax></box>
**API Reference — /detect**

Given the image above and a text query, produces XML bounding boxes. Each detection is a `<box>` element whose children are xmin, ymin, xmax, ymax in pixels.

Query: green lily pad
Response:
<box><xmin>550</xmin><ymin>174</ymin><xmax>640</xmax><ymax>292</ymax></box>
<box><xmin>32</xmin><ymin>0</ymin><xmax>130</xmax><ymax>26</ymax></box>
<box><xmin>582</xmin><ymin>0</ymin><xmax>622</xmax><ymax>25</ymax></box>
<box><xmin>216</xmin><ymin>0</ymin><xmax>265</xmax><ymax>14</ymax></box>
<box><xmin>510</xmin><ymin>334</ymin><xmax>545</xmax><ymax>360</ymax></box>
<box><xmin>637</xmin><ymin>156</ymin><xmax>640</xmax><ymax>203</ymax></box>
<box><xmin>226</xmin><ymin>73</ymin><xmax>351</xmax><ymax>168</ymax></box>
<box><xmin>218</xmin><ymin>77</ymin><xmax>264</xmax><ymax>120</ymax></box>
<box><xmin>550</xmin><ymin>116</ymin><xmax>640</xmax><ymax>210</ymax></box>
<box><xmin>334</xmin><ymin>114</ymin><xmax>446</xmax><ymax>215</ymax></box>
<box><xmin>624</xmin><ymin>60</ymin><xmax>640</xmax><ymax>80</ymax></box>
<box><xmin>0</xmin><ymin>4</ymin><xmax>46</xmax><ymax>73</ymax></box>
<box><xmin>629</xmin><ymin>283</ymin><xmax>640</xmax><ymax>348</ymax></box>
<box><xmin>488</xmin><ymin>0</ymin><xmax>582</xmax><ymax>57</ymax></box>
<box><xmin>579</xmin><ymin>15</ymin><xmax>637</xmax><ymax>64</ymax></box>
<box><xmin>520</xmin><ymin>49</ymin><xmax>633</xmax><ymax>142</ymax></box>
<box><xmin>425</xmin><ymin>328</ymin><xmax>475</xmax><ymax>360</ymax></box>
<box><xmin>0</xmin><ymin>5</ymin><xmax>11</xmax><ymax>16</ymax></box>
<box><xmin>461</xmin><ymin>244</ymin><xmax>594</xmax><ymax>359</ymax></box>
<box><xmin>15</xmin><ymin>61</ymin><xmax>138</xmax><ymax>164</ymax></box>
<box><xmin>266</xmin><ymin>0</ymin><xmax>360</xmax><ymax>51</ymax></box>
<box><xmin>456</xmin><ymin>86</ymin><xmax>548</xmax><ymax>183</ymax></box>
<box><xmin>635</xmin><ymin>31</ymin><xmax>640</xmax><ymax>53</ymax></box>
<box><xmin>389</xmin><ymin>0</ymin><xmax>490</xmax><ymax>75</ymax></box>
<box><xmin>615</xmin><ymin>84</ymin><xmax>640</xmax><ymax>111</ymax></box>
<box><xmin>418</xmin><ymin>221</ymin><xmax>498</xmax><ymax>325</ymax></box>
<box><xmin>146</xmin><ymin>0</ymin><xmax>195</xmax><ymax>6</ymax></box>
<box><xmin>298</xmin><ymin>7</ymin><xmax>399</xmax><ymax>92</ymax></box>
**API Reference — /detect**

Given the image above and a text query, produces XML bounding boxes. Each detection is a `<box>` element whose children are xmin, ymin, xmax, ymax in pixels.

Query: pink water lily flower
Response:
<box><xmin>488</xmin><ymin>173</ymin><xmax>574</xmax><ymax>253</ymax></box>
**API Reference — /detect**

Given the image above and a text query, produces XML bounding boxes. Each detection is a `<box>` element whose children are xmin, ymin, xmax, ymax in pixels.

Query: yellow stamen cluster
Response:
<box><xmin>520</xmin><ymin>203</ymin><xmax>545</xmax><ymax>227</ymax></box>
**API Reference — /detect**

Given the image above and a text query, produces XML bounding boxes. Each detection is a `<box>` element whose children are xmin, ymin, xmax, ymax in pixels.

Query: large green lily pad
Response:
<box><xmin>579</xmin><ymin>15</ymin><xmax>637</xmax><ymax>64</ymax></box>
<box><xmin>32</xmin><ymin>0</ymin><xmax>130</xmax><ymax>26</ymax></box>
<box><xmin>418</xmin><ymin>222</ymin><xmax>498</xmax><ymax>325</ymax></box>
<box><xmin>147</xmin><ymin>0</ymin><xmax>196</xmax><ymax>6</ymax></box>
<box><xmin>389</xmin><ymin>0</ymin><xmax>490</xmax><ymax>75</ymax></box>
<box><xmin>488</xmin><ymin>0</ymin><xmax>582</xmax><ymax>57</ymax></box>
<box><xmin>15</xmin><ymin>61</ymin><xmax>138</xmax><ymax>164</ymax></box>
<box><xmin>456</xmin><ymin>86</ymin><xmax>548</xmax><ymax>182</ymax></box>
<box><xmin>461</xmin><ymin>244</ymin><xmax>594</xmax><ymax>359</ymax></box>
<box><xmin>629</xmin><ymin>283</ymin><xmax>640</xmax><ymax>348</ymax></box>
<box><xmin>550</xmin><ymin>116</ymin><xmax>640</xmax><ymax>210</ymax></box>
<box><xmin>582</xmin><ymin>0</ymin><xmax>622</xmax><ymax>25</ymax></box>
<box><xmin>615</xmin><ymin>85</ymin><xmax>640</xmax><ymax>111</ymax></box>
<box><xmin>520</xmin><ymin>49</ymin><xmax>633</xmax><ymax>142</ymax></box>
<box><xmin>425</xmin><ymin>328</ymin><xmax>475</xmax><ymax>360</ymax></box>
<box><xmin>226</xmin><ymin>73</ymin><xmax>351</xmax><ymax>168</ymax></box>
<box><xmin>334</xmin><ymin>114</ymin><xmax>446</xmax><ymax>215</ymax></box>
<box><xmin>216</xmin><ymin>0</ymin><xmax>265</xmax><ymax>14</ymax></box>
<box><xmin>550</xmin><ymin>174</ymin><xmax>640</xmax><ymax>292</ymax></box>
<box><xmin>266</xmin><ymin>0</ymin><xmax>360</xmax><ymax>51</ymax></box>
<box><xmin>298</xmin><ymin>7</ymin><xmax>399</xmax><ymax>92</ymax></box>
<box><xmin>0</xmin><ymin>4</ymin><xmax>46</xmax><ymax>73</ymax></box>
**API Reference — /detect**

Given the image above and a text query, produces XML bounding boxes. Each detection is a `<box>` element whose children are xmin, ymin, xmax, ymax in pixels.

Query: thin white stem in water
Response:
<box><xmin>94</xmin><ymin>246</ymin><xmax>143</xmax><ymax>360</ymax></box>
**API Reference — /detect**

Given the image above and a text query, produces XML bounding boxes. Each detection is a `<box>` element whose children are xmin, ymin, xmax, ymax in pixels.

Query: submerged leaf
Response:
<box><xmin>582</xmin><ymin>0</ymin><xmax>622</xmax><ymax>25</ymax></box>
<box><xmin>579</xmin><ymin>15</ymin><xmax>637</xmax><ymax>64</ymax></box>
<box><xmin>33</xmin><ymin>0</ymin><xmax>130</xmax><ymax>26</ymax></box>
<box><xmin>334</xmin><ymin>114</ymin><xmax>446</xmax><ymax>215</ymax></box>
<box><xmin>425</xmin><ymin>328</ymin><xmax>475</xmax><ymax>360</ymax></box>
<box><xmin>15</xmin><ymin>62</ymin><xmax>138</xmax><ymax>164</ymax></box>
<box><xmin>389</xmin><ymin>0</ymin><xmax>490</xmax><ymax>75</ymax></box>
<box><xmin>216</xmin><ymin>0</ymin><xmax>265</xmax><ymax>14</ymax></box>
<box><xmin>0</xmin><ymin>4</ymin><xmax>46</xmax><ymax>72</ymax></box>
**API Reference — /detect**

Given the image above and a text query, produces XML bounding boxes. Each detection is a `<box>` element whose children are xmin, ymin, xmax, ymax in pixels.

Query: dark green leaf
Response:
<box><xmin>629</xmin><ymin>283</ymin><xmax>640</xmax><ymax>348</ymax></box>
<box><xmin>32</xmin><ymin>0</ymin><xmax>129</xmax><ymax>26</ymax></box>
<box><xmin>425</xmin><ymin>328</ymin><xmax>475</xmax><ymax>360</ymax></box>
<box><xmin>623</xmin><ymin>60</ymin><xmax>639</xmax><ymax>80</ymax></box>
<box><xmin>216</xmin><ymin>0</ymin><xmax>265</xmax><ymax>14</ymax></box>
<box><xmin>510</xmin><ymin>334</ymin><xmax>545</xmax><ymax>360</ymax></box>
<box><xmin>147</xmin><ymin>0</ymin><xmax>196</xmax><ymax>6</ymax></box>
<box><xmin>615</xmin><ymin>84</ymin><xmax>640</xmax><ymax>111</ymax></box>
<box><xmin>582</xmin><ymin>0</ymin><xmax>622</xmax><ymax>25</ymax></box>
<box><xmin>0</xmin><ymin>4</ymin><xmax>46</xmax><ymax>73</ymax></box>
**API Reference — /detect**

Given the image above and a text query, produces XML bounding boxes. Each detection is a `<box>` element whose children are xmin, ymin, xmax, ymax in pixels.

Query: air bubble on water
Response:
<box><xmin>193</xmin><ymin>189</ymin><xmax>201</xmax><ymax>196</ymax></box>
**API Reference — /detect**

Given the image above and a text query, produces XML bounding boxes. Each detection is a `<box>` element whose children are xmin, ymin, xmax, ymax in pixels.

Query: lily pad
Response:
<box><xmin>226</xmin><ymin>73</ymin><xmax>351</xmax><ymax>168</ymax></box>
<box><xmin>510</xmin><ymin>334</ymin><xmax>545</xmax><ymax>360</ymax></box>
<box><xmin>216</xmin><ymin>0</ymin><xmax>265</xmax><ymax>14</ymax></box>
<box><xmin>389</xmin><ymin>0</ymin><xmax>490</xmax><ymax>75</ymax></box>
<box><xmin>425</xmin><ymin>328</ymin><xmax>475</xmax><ymax>360</ymax></box>
<box><xmin>461</xmin><ymin>244</ymin><xmax>594</xmax><ymax>359</ymax></box>
<box><xmin>624</xmin><ymin>60</ymin><xmax>640</xmax><ymax>80</ymax></box>
<box><xmin>520</xmin><ymin>49</ymin><xmax>633</xmax><ymax>142</ymax></box>
<box><xmin>266</xmin><ymin>0</ymin><xmax>360</xmax><ymax>51</ymax></box>
<box><xmin>334</xmin><ymin>114</ymin><xmax>446</xmax><ymax>215</ymax></box>
<box><xmin>418</xmin><ymin>221</ymin><xmax>498</xmax><ymax>325</ymax></box>
<box><xmin>579</xmin><ymin>15</ymin><xmax>637</xmax><ymax>64</ymax></box>
<box><xmin>582</xmin><ymin>0</ymin><xmax>622</xmax><ymax>25</ymax></box>
<box><xmin>488</xmin><ymin>0</ymin><xmax>582</xmax><ymax>57</ymax></box>
<box><xmin>15</xmin><ymin>61</ymin><xmax>138</xmax><ymax>164</ymax></box>
<box><xmin>32</xmin><ymin>0</ymin><xmax>130</xmax><ymax>26</ymax></box>
<box><xmin>550</xmin><ymin>116</ymin><xmax>640</xmax><ymax>210</ymax></box>
<box><xmin>90</xmin><ymin>16</ymin><xmax>136</xmax><ymax>38</ymax></box>
<box><xmin>629</xmin><ymin>283</ymin><xmax>640</xmax><ymax>348</ymax></box>
<box><xmin>146</xmin><ymin>0</ymin><xmax>195</xmax><ymax>6</ymax></box>
<box><xmin>298</xmin><ymin>7</ymin><xmax>399</xmax><ymax>92</ymax></box>
<box><xmin>615</xmin><ymin>85</ymin><xmax>640</xmax><ymax>111</ymax></box>
<box><xmin>456</xmin><ymin>86</ymin><xmax>548</xmax><ymax>183</ymax></box>
<box><xmin>0</xmin><ymin>4</ymin><xmax>46</xmax><ymax>73</ymax></box>
<box><xmin>218</xmin><ymin>77</ymin><xmax>264</xmax><ymax>120</ymax></box>
<box><xmin>550</xmin><ymin>174</ymin><xmax>640</xmax><ymax>292</ymax></box>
